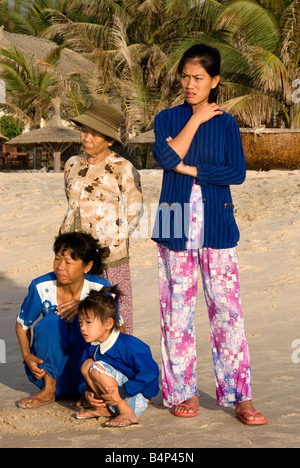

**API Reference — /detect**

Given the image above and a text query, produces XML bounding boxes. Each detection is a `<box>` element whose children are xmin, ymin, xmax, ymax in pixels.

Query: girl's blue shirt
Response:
<box><xmin>79</xmin><ymin>332</ymin><xmax>160</xmax><ymax>400</ymax></box>
<box><xmin>152</xmin><ymin>102</ymin><xmax>246</xmax><ymax>251</ymax></box>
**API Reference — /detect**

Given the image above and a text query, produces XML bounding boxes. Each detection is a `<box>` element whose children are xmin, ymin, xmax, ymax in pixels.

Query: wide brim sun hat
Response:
<box><xmin>71</xmin><ymin>97</ymin><xmax>124</xmax><ymax>146</ymax></box>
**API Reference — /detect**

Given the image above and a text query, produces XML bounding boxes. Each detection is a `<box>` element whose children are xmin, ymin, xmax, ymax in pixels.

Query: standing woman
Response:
<box><xmin>152</xmin><ymin>44</ymin><xmax>267</xmax><ymax>425</ymax></box>
<box><xmin>60</xmin><ymin>97</ymin><xmax>143</xmax><ymax>335</ymax></box>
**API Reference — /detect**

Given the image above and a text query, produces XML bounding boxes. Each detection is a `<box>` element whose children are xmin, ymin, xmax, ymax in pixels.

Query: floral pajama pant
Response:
<box><xmin>103</xmin><ymin>262</ymin><xmax>133</xmax><ymax>335</ymax></box>
<box><xmin>157</xmin><ymin>185</ymin><xmax>252</xmax><ymax>408</ymax></box>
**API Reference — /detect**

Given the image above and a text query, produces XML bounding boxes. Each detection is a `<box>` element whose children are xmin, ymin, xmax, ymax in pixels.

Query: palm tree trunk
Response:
<box><xmin>53</xmin><ymin>151</ymin><xmax>61</xmax><ymax>173</ymax></box>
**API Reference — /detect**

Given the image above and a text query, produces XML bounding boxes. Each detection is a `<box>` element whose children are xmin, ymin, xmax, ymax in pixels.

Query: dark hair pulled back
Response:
<box><xmin>178</xmin><ymin>44</ymin><xmax>221</xmax><ymax>102</ymax></box>
<box><xmin>78</xmin><ymin>286</ymin><xmax>121</xmax><ymax>331</ymax></box>
<box><xmin>53</xmin><ymin>232</ymin><xmax>104</xmax><ymax>275</ymax></box>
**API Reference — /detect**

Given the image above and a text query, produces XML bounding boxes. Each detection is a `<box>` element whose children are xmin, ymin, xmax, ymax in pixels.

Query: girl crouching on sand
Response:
<box><xmin>76</xmin><ymin>288</ymin><xmax>159</xmax><ymax>428</ymax></box>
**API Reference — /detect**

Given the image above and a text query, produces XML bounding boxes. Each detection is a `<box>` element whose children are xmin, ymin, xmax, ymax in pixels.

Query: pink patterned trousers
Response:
<box><xmin>157</xmin><ymin>245</ymin><xmax>253</xmax><ymax>408</ymax></box>
<box><xmin>103</xmin><ymin>262</ymin><xmax>133</xmax><ymax>335</ymax></box>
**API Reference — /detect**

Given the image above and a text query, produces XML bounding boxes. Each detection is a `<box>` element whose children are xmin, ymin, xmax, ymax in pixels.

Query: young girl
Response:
<box><xmin>152</xmin><ymin>44</ymin><xmax>267</xmax><ymax>425</ymax></box>
<box><xmin>76</xmin><ymin>288</ymin><xmax>159</xmax><ymax>428</ymax></box>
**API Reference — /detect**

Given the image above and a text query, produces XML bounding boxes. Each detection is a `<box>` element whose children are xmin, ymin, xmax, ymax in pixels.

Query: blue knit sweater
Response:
<box><xmin>152</xmin><ymin>102</ymin><xmax>246</xmax><ymax>251</ymax></box>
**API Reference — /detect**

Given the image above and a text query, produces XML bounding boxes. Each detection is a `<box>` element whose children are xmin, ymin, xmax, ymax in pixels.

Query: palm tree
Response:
<box><xmin>164</xmin><ymin>0</ymin><xmax>300</xmax><ymax>128</ymax></box>
<box><xmin>0</xmin><ymin>0</ymin><xmax>70</xmax><ymax>38</ymax></box>
<box><xmin>39</xmin><ymin>0</ymin><xmax>176</xmax><ymax>135</ymax></box>
<box><xmin>0</xmin><ymin>46</ymin><xmax>60</xmax><ymax>128</ymax></box>
<box><xmin>2</xmin><ymin>0</ymin><xmax>299</xmax><ymax>129</ymax></box>
<box><xmin>215</xmin><ymin>0</ymin><xmax>300</xmax><ymax>128</ymax></box>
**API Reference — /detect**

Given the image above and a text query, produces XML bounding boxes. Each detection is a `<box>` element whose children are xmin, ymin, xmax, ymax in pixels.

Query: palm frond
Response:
<box><xmin>222</xmin><ymin>93</ymin><xmax>282</xmax><ymax>127</ymax></box>
<box><xmin>246</xmin><ymin>46</ymin><xmax>291</xmax><ymax>101</ymax></box>
<box><xmin>0</xmin><ymin>62</ymin><xmax>27</xmax><ymax>92</ymax></box>
<box><xmin>281</xmin><ymin>0</ymin><xmax>300</xmax><ymax>71</ymax></box>
<box><xmin>216</xmin><ymin>0</ymin><xmax>280</xmax><ymax>53</ymax></box>
<box><xmin>0</xmin><ymin>46</ymin><xmax>37</xmax><ymax>83</ymax></box>
<box><xmin>138</xmin><ymin>0</ymin><xmax>164</xmax><ymax>15</ymax></box>
<box><xmin>257</xmin><ymin>0</ymin><xmax>292</xmax><ymax>20</ymax></box>
<box><xmin>0</xmin><ymin>102</ymin><xmax>34</xmax><ymax>127</ymax></box>
<box><xmin>2</xmin><ymin>0</ymin><xmax>300</xmax><ymax>129</ymax></box>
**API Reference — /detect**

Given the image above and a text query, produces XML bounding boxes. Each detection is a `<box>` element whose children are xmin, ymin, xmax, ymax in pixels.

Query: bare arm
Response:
<box><xmin>16</xmin><ymin>322</ymin><xmax>45</xmax><ymax>380</ymax></box>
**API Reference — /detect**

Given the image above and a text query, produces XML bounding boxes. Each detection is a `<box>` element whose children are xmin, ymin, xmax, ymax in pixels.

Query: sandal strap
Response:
<box><xmin>176</xmin><ymin>402</ymin><xmax>198</xmax><ymax>410</ymax></box>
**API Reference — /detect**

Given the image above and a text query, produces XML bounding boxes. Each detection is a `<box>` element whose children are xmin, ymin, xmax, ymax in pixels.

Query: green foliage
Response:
<box><xmin>0</xmin><ymin>114</ymin><xmax>23</xmax><ymax>139</ymax></box>
<box><xmin>0</xmin><ymin>0</ymin><xmax>299</xmax><ymax>128</ymax></box>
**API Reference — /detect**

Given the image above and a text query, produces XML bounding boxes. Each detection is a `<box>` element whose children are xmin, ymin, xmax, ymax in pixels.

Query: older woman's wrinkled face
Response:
<box><xmin>54</xmin><ymin>248</ymin><xmax>93</xmax><ymax>286</ymax></box>
<box><xmin>80</xmin><ymin>126</ymin><xmax>113</xmax><ymax>160</ymax></box>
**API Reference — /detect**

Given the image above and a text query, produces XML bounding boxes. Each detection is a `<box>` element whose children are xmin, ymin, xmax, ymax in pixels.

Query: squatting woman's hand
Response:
<box><xmin>24</xmin><ymin>353</ymin><xmax>46</xmax><ymax>380</ymax></box>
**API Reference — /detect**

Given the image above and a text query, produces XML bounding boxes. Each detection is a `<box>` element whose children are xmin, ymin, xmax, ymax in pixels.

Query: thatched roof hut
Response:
<box><xmin>6</xmin><ymin>98</ymin><xmax>80</xmax><ymax>172</ymax></box>
<box><xmin>0</xmin><ymin>132</ymin><xmax>8</xmax><ymax>142</ymax></box>
<box><xmin>0</xmin><ymin>28</ymin><xmax>95</xmax><ymax>78</ymax></box>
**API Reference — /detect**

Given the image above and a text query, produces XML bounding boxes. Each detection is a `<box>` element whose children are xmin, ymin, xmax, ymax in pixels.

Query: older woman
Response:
<box><xmin>60</xmin><ymin>97</ymin><xmax>143</xmax><ymax>335</ymax></box>
<box><xmin>16</xmin><ymin>232</ymin><xmax>112</xmax><ymax>409</ymax></box>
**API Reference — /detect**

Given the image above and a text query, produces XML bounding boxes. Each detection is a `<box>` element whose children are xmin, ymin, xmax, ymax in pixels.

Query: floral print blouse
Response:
<box><xmin>60</xmin><ymin>152</ymin><xmax>143</xmax><ymax>268</ymax></box>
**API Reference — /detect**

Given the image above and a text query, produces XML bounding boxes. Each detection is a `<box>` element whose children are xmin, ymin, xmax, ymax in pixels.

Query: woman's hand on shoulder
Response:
<box><xmin>192</xmin><ymin>102</ymin><xmax>223</xmax><ymax>125</ymax></box>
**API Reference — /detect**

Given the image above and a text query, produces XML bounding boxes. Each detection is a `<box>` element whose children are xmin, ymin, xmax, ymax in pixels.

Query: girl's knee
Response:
<box><xmin>89</xmin><ymin>362</ymin><xmax>118</xmax><ymax>387</ymax></box>
<box><xmin>89</xmin><ymin>362</ymin><xmax>106</xmax><ymax>380</ymax></box>
<box><xmin>81</xmin><ymin>358</ymin><xmax>94</xmax><ymax>377</ymax></box>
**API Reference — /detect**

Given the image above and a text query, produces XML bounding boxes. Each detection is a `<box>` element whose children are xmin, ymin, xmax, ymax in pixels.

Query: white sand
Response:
<box><xmin>0</xmin><ymin>169</ymin><xmax>300</xmax><ymax>448</ymax></box>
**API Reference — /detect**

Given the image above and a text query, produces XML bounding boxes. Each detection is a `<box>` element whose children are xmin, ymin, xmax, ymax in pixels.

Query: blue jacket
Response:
<box><xmin>152</xmin><ymin>102</ymin><xmax>246</xmax><ymax>251</ymax></box>
<box><xmin>79</xmin><ymin>332</ymin><xmax>160</xmax><ymax>400</ymax></box>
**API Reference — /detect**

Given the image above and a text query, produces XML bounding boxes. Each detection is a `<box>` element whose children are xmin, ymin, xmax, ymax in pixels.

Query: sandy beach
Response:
<box><xmin>0</xmin><ymin>169</ymin><xmax>300</xmax><ymax>448</ymax></box>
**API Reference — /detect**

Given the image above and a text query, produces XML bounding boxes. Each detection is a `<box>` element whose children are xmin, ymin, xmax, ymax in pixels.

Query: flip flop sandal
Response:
<box><xmin>75</xmin><ymin>410</ymin><xmax>102</xmax><ymax>420</ymax></box>
<box><xmin>17</xmin><ymin>397</ymin><xmax>53</xmax><ymax>410</ymax></box>
<box><xmin>104</xmin><ymin>417</ymin><xmax>139</xmax><ymax>429</ymax></box>
<box><xmin>237</xmin><ymin>410</ymin><xmax>268</xmax><ymax>426</ymax></box>
<box><xmin>174</xmin><ymin>402</ymin><xmax>199</xmax><ymax>418</ymax></box>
